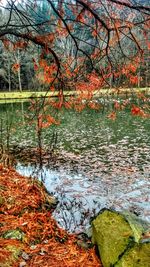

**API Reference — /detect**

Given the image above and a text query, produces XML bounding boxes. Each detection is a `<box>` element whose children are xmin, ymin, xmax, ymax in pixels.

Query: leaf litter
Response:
<box><xmin>0</xmin><ymin>164</ymin><xmax>102</xmax><ymax>267</ymax></box>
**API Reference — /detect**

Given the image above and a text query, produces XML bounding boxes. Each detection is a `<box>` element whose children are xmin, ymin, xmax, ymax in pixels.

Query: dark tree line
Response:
<box><xmin>0</xmin><ymin>0</ymin><xmax>149</xmax><ymax>91</ymax></box>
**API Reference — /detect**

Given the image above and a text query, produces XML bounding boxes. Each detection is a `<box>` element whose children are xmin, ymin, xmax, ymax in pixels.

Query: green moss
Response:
<box><xmin>115</xmin><ymin>241</ymin><xmax>150</xmax><ymax>267</ymax></box>
<box><xmin>92</xmin><ymin>210</ymin><xmax>150</xmax><ymax>267</ymax></box>
<box><xmin>92</xmin><ymin>210</ymin><xmax>134</xmax><ymax>267</ymax></box>
<box><xmin>122</xmin><ymin>211</ymin><xmax>148</xmax><ymax>242</ymax></box>
<box><xmin>3</xmin><ymin>229</ymin><xmax>25</xmax><ymax>241</ymax></box>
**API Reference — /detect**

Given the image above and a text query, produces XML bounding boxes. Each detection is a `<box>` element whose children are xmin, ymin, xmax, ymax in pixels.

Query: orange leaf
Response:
<box><xmin>107</xmin><ymin>111</ymin><xmax>116</xmax><ymax>120</ymax></box>
<box><xmin>12</xmin><ymin>63</ymin><xmax>20</xmax><ymax>72</ymax></box>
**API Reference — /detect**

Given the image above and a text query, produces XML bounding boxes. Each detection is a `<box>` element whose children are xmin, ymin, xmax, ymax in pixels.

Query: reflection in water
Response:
<box><xmin>16</xmin><ymin>163</ymin><xmax>150</xmax><ymax>233</ymax></box>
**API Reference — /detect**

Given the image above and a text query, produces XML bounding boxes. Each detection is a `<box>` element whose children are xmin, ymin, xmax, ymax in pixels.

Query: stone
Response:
<box><xmin>115</xmin><ymin>241</ymin><xmax>150</xmax><ymax>267</ymax></box>
<box><xmin>3</xmin><ymin>229</ymin><xmax>25</xmax><ymax>241</ymax></box>
<box><xmin>92</xmin><ymin>209</ymin><xmax>150</xmax><ymax>267</ymax></box>
<box><xmin>19</xmin><ymin>261</ymin><xmax>27</xmax><ymax>267</ymax></box>
<box><xmin>21</xmin><ymin>252</ymin><xmax>29</xmax><ymax>260</ymax></box>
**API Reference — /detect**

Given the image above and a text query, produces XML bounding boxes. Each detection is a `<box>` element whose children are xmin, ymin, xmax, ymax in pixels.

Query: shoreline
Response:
<box><xmin>0</xmin><ymin>87</ymin><xmax>149</xmax><ymax>104</ymax></box>
<box><xmin>0</xmin><ymin>165</ymin><xmax>101</xmax><ymax>266</ymax></box>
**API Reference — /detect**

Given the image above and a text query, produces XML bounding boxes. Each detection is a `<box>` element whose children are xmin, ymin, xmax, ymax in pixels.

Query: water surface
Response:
<box><xmin>1</xmin><ymin>101</ymin><xmax>150</xmax><ymax>232</ymax></box>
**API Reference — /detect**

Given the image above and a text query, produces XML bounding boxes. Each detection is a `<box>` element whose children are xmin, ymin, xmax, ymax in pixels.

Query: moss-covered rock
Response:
<box><xmin>92</xmin><ymin>210</ymin><xmax>134</xmax><ymax>266</ymax></box>
<box><xmin>3</xmin><ymin>229</ymin><xmax>25</xmax><ymax>241</ymax></box>
<box><xmin>92</xmin><ymin>209</ymin><xmax>150</xmax><ymax>267</ymax></box>
<box><xmin>122</xmin><ymin>211</ymin><xmax>148</xmax><ymax>242</ymax></box>
<box><xmin>115</xmin><ymin>241</ymin><xmax>150</xmax><ymax>267</ymax></box>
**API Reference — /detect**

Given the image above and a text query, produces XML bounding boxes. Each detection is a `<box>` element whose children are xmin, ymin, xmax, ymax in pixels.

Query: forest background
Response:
<box><xmin>0</xmin><ymin>0</ymin><xmax>149</xmax><ymax>94</ymax></box>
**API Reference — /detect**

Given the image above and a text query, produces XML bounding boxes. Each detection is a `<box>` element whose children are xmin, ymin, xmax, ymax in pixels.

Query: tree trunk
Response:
<box><xmin>8</xmin><ymin>58</ymin><xmax>11</xmax><ymax>92</ymax></box>
<box><xmin>17</xmin><ymin>50</ymin><xmax>22</xmax><ymax>92</ymax></box>
<box><xmin>18</xmin><ymin>66</ymin><xmax>22</xmax><ymax>92</ymax></box>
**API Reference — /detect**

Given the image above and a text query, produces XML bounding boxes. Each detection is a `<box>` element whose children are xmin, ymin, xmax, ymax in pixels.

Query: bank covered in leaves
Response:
<box><xmin>0</xmin><ymin>165</ymin><xmax>101</xmax><ymax>267</ymax></box>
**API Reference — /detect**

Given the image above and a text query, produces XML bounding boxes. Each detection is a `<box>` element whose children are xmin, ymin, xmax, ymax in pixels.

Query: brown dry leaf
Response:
<box><xmin>0</xmin><ymin>166</ymin><xmax>102</xmax><ymax>267</ymax></box>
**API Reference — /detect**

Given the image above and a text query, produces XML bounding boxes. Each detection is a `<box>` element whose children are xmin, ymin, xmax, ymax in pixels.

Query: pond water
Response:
<box><xmin>0</xmin><ymin>100</ymin><xmax>150</xmax><ymax>232</ymax></box>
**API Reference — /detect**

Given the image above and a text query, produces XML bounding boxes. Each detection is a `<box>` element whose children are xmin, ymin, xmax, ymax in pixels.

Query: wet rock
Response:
<box><xmin>84</xmin><ymin>227</ymin><xmax>92</xmax><ymax>238</ymax></box>
<box><xmin>76</xmin><ymin>240</ymin><xmax>91</xmax><ymax>249</ymax></box>
<box><xmin>30</xmin><ymin>245</ymin><xmax>37</xmax><ymax>250</ymax></box>
<box><xmin>19</xmin><ymin>261</ymin><xmax>26</xmax><ymax>267</ymax></box>
<box><xmin>77</xmin><ymin>231</ymin><xmax>93</xmax><ymax>249</ymax></box>
<box><xmin>21</xmin><ymin>252</ymin><xmax>29</xmax><ymax>260</ymax></box>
